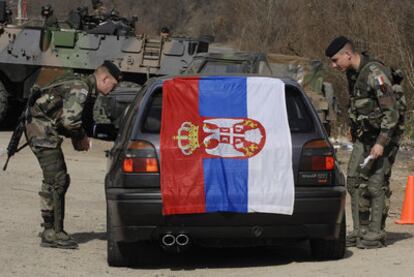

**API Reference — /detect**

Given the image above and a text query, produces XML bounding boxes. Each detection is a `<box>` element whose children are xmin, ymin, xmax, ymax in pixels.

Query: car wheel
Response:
<box><xmin>106</xmin><ymin>207</ymin><xmax>162</xmax><ymax>267</ymax></box>
<box><xmin>310</xmin><ymin>217</ymin><xmax>346</xmax><ymax>260</ymax></box>
<box><xmin>107</xmin><ymin>237</ymin><xmax>132</xmax><ymax>267</ymax></box>
<box><xmin>107</xmin><ymin>206</ymin><xmax>132</xmax><ymax>267</ymax></box>
<box><xmin>108</xmin><ymin>239</ymin><xmax>163</xmax><ymax>267</ymax></box>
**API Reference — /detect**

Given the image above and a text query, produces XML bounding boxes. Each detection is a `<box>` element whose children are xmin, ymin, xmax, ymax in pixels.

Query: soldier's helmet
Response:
<box><xmin>41</xmin><ymin>4</ymin><xmax>53</xmax><ymax>17</ymax></box>
<box><xmin>161</xmin><ymin>26</ymin><xmax>170</xmax><ymax>34</ymax></box>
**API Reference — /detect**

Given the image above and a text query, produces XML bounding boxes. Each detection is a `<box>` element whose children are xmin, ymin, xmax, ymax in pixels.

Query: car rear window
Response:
<box><xmin>142</xmin><ymin>87</ymin><xmax>163</xmax><ymax>133</ymax></box>
<box><xmin>285</xmin><ymin>85</ymin><xmax>314</xmax><ymax>132</ymax></box>
<box><xmin>140</xmin><ymin>84</ymin><xmax>314</xmax><ymax>134</ymax></box>
<box><xmin>200</xmin><ymin>61</ymin><xmax>250</xmax><ymax>74</ymax></box>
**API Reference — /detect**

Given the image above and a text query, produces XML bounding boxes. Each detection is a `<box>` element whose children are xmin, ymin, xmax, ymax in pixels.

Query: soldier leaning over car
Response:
<box><xmin>25</xmin><ymin>61</ymin><xmax>121</xmax><ymax>249</ymax></box>
<box><xmin>325</xmin><ymin>36</ymin><xmax>406</xmax><ymax>249</ymax></box>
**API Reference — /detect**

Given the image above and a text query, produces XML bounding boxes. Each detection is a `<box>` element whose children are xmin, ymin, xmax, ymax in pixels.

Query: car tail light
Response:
<box><xmin>298</xmin><ymin>139</ymin><xmax>335</xmax><ymax>185</ymax></box>
<box><xmin>122</xmin><ymin>141</ymin><xmax>159</xmax><ymax>173</ymax></box>
<box><xmin>301</xmin><ymin>155</ymin><xmax>335</xmax><ymax>171</ymax></box>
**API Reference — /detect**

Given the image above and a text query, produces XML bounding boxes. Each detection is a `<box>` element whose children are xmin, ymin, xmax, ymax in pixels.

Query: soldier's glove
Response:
<box><xmin>71</xmin><ymin>136</ymin><xmax>90</xmax><ymax>151</ymax></box>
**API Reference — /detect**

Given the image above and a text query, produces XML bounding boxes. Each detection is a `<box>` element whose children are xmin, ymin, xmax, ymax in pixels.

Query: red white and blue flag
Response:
<box><xmin>160</xmin><ymin>76</ymin><xmax>294</xmax><ymax>215</ymax></box>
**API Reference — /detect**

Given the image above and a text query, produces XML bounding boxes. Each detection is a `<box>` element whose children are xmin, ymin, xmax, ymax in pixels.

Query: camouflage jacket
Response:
<box><xmin>25</xmin><ymin>74</ymin><xmax>97</xmax><ymax>148</ymax></box>
<box><xmin>347</xmin><ymin>54</ymin><xmax>404</xmax><ymax>146</ymax></box>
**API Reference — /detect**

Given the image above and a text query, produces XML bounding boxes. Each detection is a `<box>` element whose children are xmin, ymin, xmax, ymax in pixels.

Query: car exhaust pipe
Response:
<box><xmin>161</xmin><ymin>233</ymin><xmax>176</xmax><ymax>247</ymax></box>
<box><xmin>176</xmin><ymin>233</ymin><xmax>190</xmax><ymax>246</ymax></box>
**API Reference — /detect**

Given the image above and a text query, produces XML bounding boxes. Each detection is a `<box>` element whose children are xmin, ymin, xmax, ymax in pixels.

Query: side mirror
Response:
<box><xmin>93</xmin><ymin>123</ymin><xmax>117</xmax><ymax>141</ymax></box>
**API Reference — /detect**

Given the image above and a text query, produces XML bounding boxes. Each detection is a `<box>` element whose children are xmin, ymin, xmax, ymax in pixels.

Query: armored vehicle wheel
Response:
<box><xmin>310</xmin><ymin>217</ymin><xmax>346</xmax><ymax>260</ymax></box>
<box><xmin>0</xmin><ymin>81</ymin><xmax>8</xmax><ymax>125</ymax></box>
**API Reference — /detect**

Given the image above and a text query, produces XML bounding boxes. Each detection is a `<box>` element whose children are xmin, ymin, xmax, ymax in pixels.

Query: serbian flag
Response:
<box><xmin>160</xmin><ymin>76</ymin><xmax>294</xmax><ymax>215</ymax></box>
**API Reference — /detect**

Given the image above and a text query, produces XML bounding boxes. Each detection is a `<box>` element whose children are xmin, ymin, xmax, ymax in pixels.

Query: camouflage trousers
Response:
<box><xmin>347</xmin><ymin>139</ymin><xmax>399</xmax><ymax>239</ymax></box>
<box><xmin>30</xmin><ymin>145</ymin><xmax>70</xmax><ymax>233</ymax></box>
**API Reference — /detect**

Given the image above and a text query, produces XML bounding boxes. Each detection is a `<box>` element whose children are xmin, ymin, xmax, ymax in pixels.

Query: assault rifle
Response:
<box><xmin>3</xmin><ymin>86</ymin><xmax>42</xmax><ymax>171</ymax></box>
<box><xmin>2</xmin><ymin>117</ymin><xmax>28</xmax><ymax>171</ymax></box>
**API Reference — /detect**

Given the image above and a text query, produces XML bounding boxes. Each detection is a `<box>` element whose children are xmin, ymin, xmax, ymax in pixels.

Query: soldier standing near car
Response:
<box><xmin>325</xmin><ymin>36</ymin><xmax>405</xmax><ymax>249</ymax></box>
<box><xmin>25</xmin><ymin>61</ymin><xmax>121</xmax><ymax>249</ymax></box>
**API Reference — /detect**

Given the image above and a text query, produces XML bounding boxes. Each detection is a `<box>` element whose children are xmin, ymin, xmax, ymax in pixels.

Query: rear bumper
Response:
<box><xmin>106</xmin><ymin>186</ymin><xmax>346</xmax><ymax>243</ymax></box>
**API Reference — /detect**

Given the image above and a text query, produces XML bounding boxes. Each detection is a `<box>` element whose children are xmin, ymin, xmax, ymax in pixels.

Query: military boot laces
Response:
<box><xmin>40</xmin><ymin>229</ymin><xmax>78</xmax><ymax>249</ymax></box>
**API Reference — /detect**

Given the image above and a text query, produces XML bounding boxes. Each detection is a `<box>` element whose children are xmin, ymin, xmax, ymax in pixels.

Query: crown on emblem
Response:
<box><xmin>174</xmin><ymin>121</ymin><xmax>200</xmax><ymax>155</ymax></box>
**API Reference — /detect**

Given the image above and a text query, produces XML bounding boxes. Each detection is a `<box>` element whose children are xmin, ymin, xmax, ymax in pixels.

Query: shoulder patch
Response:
<box><xmin>78</xmin><ymin>88</ymin><xmax>88</xmax><ymax>102</ymax></box>
<box><xmin>72</xmin><ymin>88</ymin><xmax>88</xmax><ymax>103</ymax></box>
<box><xmin>80</xmin><ymin>88</ymin><xmax>88</xmax><ymax>96</ymax></box>
<box><xmin>369</xmin><ymin>64</ymin><xmax>377</xmax><ymax>71</ymax></box>
<box><xmin>368</xmin><ymin>63</ymin><xmax>384</xmax><ymax>75</ymax></box>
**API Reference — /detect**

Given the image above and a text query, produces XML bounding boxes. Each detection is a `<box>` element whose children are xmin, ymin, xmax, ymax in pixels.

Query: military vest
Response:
<box><xmin>348</xmin><ymin>56</ymin><xmax>406</xmax><ymax>143</ymax></box>
<box><xmin>26</xmin><ymin>74</ymin><xmax>95</xmax><ymax>148</ymax></box>
<box><xmin>30</xmin><ymin>75</ymin><xmax>93</xmax><ymax>119</ymax></box>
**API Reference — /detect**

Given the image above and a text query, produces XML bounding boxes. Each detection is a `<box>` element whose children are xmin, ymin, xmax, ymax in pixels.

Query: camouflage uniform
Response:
<box><xmin>25</xmin><ymin>74</ymin><xmax>97</xmax><ymax>248</ymax></box>
<box><xmin>346</xmin><ymin>54</ymin><xmax>405</xmax><ymax>248</ymax></box>
<box><xmin>91</xmin><ymin>4</ymin><xmax>108</xmax><ymax>23</ymax></box>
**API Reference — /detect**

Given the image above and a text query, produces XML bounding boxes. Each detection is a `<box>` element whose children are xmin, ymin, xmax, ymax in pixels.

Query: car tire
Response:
<box><xmin>0</xmin><ymin>81</ymin><xmax>8</xmax><ymax>125</ymax></box>
<box><xmin>310</xmin><ymin>217</ymin><xmax>346</xmax><ymax>260</ymax></box>
<box><xmin>107</xmin><ymin>206</ymin><xmax>132</xmax><ymax>267</ymax></box>
<box><xmin>107</xmin><ymin>236</ymin><xmax>132</xmax><ymax>267</ymax></box>
<box><xmin>106</xmin><ymin>207</ymin><xmax>162</xmax><ymax>267</ymax></box>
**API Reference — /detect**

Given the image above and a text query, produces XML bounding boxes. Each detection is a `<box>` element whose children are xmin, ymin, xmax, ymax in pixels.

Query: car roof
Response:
<box><xmin>147</xmin><ymin>74</ymin><xmax>302</xmax><ymax>90</ymax></box>
<box><xmin>192</xmin><ymin>52</ymin><xmax>267</xmax><ymax>62</ymax></box>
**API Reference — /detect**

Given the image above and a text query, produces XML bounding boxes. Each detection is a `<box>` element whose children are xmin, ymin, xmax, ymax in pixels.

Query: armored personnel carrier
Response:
<box><xmin>183</xmin><ymin>52</ymin><xmax>337</xmax><ymax>134</ymax></box>
<box><xmin>0</xmin><ymin>4</ymin><xmax>210</xmax><ymax>126</ymax></box>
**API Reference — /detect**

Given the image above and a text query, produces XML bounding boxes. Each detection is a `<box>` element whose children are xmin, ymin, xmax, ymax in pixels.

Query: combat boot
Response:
<box><xmin>358</xmin><ymin>187</ymin><xmax>386</xmax><ymax>249</ymax></box>
<box><xmin>357</xmin><ymin>230</ymin><xmax>386</xmax><ymax>249</ymax></box>
<box><xmin>40</xmin><ymin>228</ymin><xmax>78</xmax><ymax>249</ymax></box>
<box><xmin>38</xmin><ymin>208</ymin><xmax>53</xmax><ymax>236</ymax></box>
<box><xmin>346</xmin><ymin>191</ymin><xmax>370</xmax><ymax>247</ymax></box>
<box><xmin>346</xmin><ymin>230</ymin><xmax>359</xmax><ymax>247</ymax></box>
<box><xmin>346</xmin><ymin>214</ymin><xmax>369</xmax><ymax>247</ymax></box>
<box><xmin>40</xmin><ymin>190</ymin><xmax>79</xmax><ymax>249</ymax></box>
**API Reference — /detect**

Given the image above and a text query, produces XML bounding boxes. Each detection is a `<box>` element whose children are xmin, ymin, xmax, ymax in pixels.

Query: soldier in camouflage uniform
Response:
<box><xmin>25</xmin><ymin>61</ymin><xmax>120</xmax><ymax>249</ymax></box>
<box><xmin>325</xmin><ymin>36</ymin><xmax>405</xmax><ymax>249</ymax></box>
<box><xmin>91</xmin><ymin>0</ymin><xmax>108</xmax><ymax>22</ymax></box>
<box><xmin>41</xmin><ymin>4</ymin><xmax>59</xmax><ymax>30</ymax></box>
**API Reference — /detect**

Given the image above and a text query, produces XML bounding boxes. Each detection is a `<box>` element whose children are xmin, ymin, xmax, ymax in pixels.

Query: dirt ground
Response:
<box><xmin>1</xmin><ymin>131</ymin><xmax>414</xmax><ymax>277</ymax></box>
